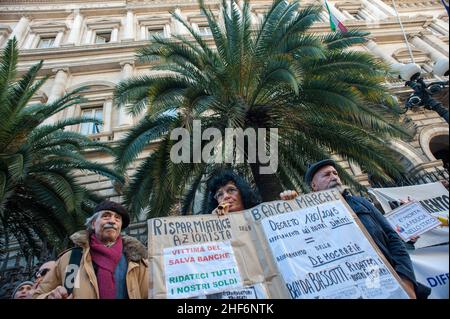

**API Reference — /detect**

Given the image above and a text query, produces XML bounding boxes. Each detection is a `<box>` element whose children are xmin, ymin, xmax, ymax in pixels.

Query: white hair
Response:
<box><xmin>85</xmin><ymin>212</ymin><xmax>101</xmax><ymax>232</ymax></box>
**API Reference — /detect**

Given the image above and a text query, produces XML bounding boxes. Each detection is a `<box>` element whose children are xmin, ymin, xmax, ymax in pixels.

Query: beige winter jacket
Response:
<box><xmin>33</xmin><ymin>230</ymin><xmax>148</xmax><ymax>299</ymax></box>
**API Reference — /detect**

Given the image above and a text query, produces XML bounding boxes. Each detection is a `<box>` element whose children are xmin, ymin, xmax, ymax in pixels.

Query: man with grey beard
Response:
<box><xmin>33</xmin><ymin>200</ymin><xmax>148</xmax><ymax>299</ymax></box>
<box><xmin>281</xmin><ymin>159</ymin><xmax>431</xmax><ymax>299</ymax></box>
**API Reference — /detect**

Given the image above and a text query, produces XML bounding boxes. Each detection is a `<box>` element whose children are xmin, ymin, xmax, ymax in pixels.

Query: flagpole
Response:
<box><xmin>391</xmin><ymin>0</ymin><xmax>416</xmax><ymax>64</ymax></box>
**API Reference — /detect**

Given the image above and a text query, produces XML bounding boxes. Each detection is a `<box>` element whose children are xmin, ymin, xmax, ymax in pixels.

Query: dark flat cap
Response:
<box><xmin>94</xmin><ymin>200</ymin><xmax>130</xmax><ymax>229</ymax></box>
<box><xmin>304</xmin><ymin>159</ymin><xmax>337</xmax><ymax>186</ymax></box>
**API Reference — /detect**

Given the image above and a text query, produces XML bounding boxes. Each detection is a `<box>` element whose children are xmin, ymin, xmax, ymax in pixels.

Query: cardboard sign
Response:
<box><xmin>244</xmin><ymin>189</ymin><xmax>411</xmax><ymax>299</ymax></box>
<box><xmin>384</xmin><ymin>202</ymin><xmax>442</xmax><ymax>242</ymax></box>
<box><xmin>148</xmin><ymin>189</ymin><xmax>412</xmax><ymax>299</ymax></box>
<box><xmin>148</xmin><ymin>213</ymin><xmax>270</xmax><ymax>299</ymax></box>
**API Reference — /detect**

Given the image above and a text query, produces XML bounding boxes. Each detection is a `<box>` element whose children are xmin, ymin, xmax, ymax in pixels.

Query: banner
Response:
<box><xmin>409</xmin><ymin>245</ymin><xmax>449</xmax><ymax>299</ymax></box>
<box><xmin>244</xmin><ymin>189</ymin><xmax>410</xmax><ymax>299</ymax></box>
<box><xmin>384</xmin><ymin>202</ymin><xmax>442</xmax><ymax>242</ymax></box>
<box><xmin>369</xmin><ymin>182</ymin><xmax>449</xmax><ymax>248</ymax></box>
<box><xmin>148</xmin><ymin>189</ymin><xmax>411</xmax><ymax>299</ymax></box>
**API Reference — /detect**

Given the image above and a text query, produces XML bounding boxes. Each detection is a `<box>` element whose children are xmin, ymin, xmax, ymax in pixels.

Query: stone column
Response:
<box><xmin>140</xmin><ymin>26</ymin><xmax>147</xmax><ymax>40</ymax></box>
<box><xmin>163</xmin><ymin>25</ymin><xmax>171</xmax><ymax>38</ymax></box>
<box><xmin>433</xmin><ymin>19</ymin><xmax>449</xmax><ymax>33</ymax></box>
<box><xmin>111</xmin><ymin>27</ymin><xmax>119</xmax><ymax>42</ymax></box>
<box><xmin>53</xmin><ymin>31</ymin><xmax>64</xmax><ymax>47</ymax></box>
<box><xmin>103</xmin><ymin>98</ymin><xmax>113</xmax><ymax>132</ymax></box>
<box><xmin>0</xmin><ymin>25</ymin><xmax>12</xmax><ymax>47</ymax></box>
<box><xmin>371</xmin><ymin>0</ymin><xmax>397</xmax><ymax>16</ymax></box>
<box><xmin>410</xmin><ymin>35</ymin><xmax>448</xmax><ymax>62</ymax></box>
<box><xmin>366</xmin><ymin>40</ymin><xmax>403</xmax><ymax>73</ymax></box>
<box><xmin>421</xmin><ymin>34</ymin><xmax>449</xmax><ymax>57</ymax></box>
<box><xmin>8</xmin><ymin>16</ymin><xmax>30</xmax><ymax>46</ymax></box>
<box><xmin>117</xmin><ymin>61</ymin><xmax>134</xmax><ymax>126</ymax></box>
<box><xmin>341</xmin><ymin>11</ymin><xmax>355</xmax><ymax>20</ymax></box>
<box><xmin>23</xmin><ymin>32</ymin><xmax>36</xmax><ymax>49</ymax></box>
<box><xmin>43</xmin><ymin>68</ymin><xmax>69</xmax><ymax>125</ymax></box>
<box><xmin>357</xmin><ymin>9</ymin><xmax>376</xmax><ymax>22</ymax></box>
<box><xmin>430</xmin><ymin>21</ymin><xmax>448</xmax><ymax>35</ymax></box>
<box><xmin>84</xmin><ymin>29</ymin><xmax>93</xmax><ymax>44</ymax></box>
<box><xmin>66</xmin><ymin>10</ymin><xmax>83</xmax><ymax>45</ymax></box>
<box><xmin>123</xmin><ymin>10</ymin><xmax>135</xmax><ymax>41</ymax></box>
<box><xmin>171</xmin><ymin>8</ymin><xmax>189</xmax><ymax>35</ymax></box>
<box><xmin>361</xmin><ymin>0</ymin><xmax>389</xmax><ymax>20</ymax></box>
<box><xmin>191</xmin><ymin>23</ymin><xmax>200</xmax><ymax>33</ymax></box>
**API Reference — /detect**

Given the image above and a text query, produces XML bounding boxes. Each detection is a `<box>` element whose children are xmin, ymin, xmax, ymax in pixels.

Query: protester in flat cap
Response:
<box><xmin>12</xmin><ymin>281</ymin><xmax>34</xmax><ymax>299</ymax></box>
<box><xmin>281</xmin><ymin>159</ymin><xmax>432</xmax><ymax>299</ymax></box>
<box><xmin>33</xmin><ymin>200</ymin><xmax>148</xmax><ymax>299</ymax></box>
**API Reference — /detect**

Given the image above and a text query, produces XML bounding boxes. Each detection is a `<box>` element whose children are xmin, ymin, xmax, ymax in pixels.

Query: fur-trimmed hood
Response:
<box><xmin>70</xmin><ymin>230</ymin><xmax>147</xmax><ymax>262</ymax></box>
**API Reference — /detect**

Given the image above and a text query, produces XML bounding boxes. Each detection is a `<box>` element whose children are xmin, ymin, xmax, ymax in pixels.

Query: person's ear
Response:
<box><xmin>311</xmin><ymin>182</ymin><xmax>316</xmax><ymax>192</ymax></box>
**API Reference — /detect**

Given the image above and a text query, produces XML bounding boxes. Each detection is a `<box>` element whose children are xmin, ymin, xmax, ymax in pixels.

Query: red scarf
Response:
<box><xmin>89</xmin><ymin>234</ymin><xmax>123</xmax><ymax>299</ymax></box>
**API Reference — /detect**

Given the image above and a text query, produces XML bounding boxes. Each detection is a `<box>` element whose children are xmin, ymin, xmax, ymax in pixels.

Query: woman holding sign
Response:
<box><xmin>206</xmin><ymin>170</ymin><xmax>262</xmax><ymax>215</ymax></box>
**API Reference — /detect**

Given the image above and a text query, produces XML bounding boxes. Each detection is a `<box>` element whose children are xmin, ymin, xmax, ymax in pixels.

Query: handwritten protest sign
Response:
<box><xmin>369</xmin><ymin>182</ymin><xmax>449</xmax><ymax>249</ymax></box>
<box><xmin>148</xmin><ymin>213</ymin><xmax>269</xmax><ymax>299</ymax></box>
<box><xmin>149</xmin><ymin>189</ymin><xmax>412</xmax><ymax>299</ymax></box>
<box><xmin>245</xmin><ymin>189</ymin><xmax>411</xmax><ymax>299</ymax></box>
<box><xmin>164</xmin><ymin>241</ymin><xmax>242</xmax><ymax>298</ymax></box>
<box><xmin>384</xmin><ymin>202</ymin><xmax>442</xmax><ymax>242</ymax></box>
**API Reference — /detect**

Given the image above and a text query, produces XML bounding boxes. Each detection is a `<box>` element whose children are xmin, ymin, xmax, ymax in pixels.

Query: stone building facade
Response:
<box><xmin>0</xmin><ymin>0</ymin><xmax>448</xmax><ymax>298</ymax></box>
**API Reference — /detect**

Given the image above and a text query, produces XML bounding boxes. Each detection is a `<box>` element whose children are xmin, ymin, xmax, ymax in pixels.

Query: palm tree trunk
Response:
<box><xmin>250</xmin><ymin>162</ymin><xmax>284</xmax><ymax>202</ymax></box>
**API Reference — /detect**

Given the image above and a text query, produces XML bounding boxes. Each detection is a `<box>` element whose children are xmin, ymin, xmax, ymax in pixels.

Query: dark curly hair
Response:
<box><xmin>205</xmin><ymin>170</ymin><xmax>261</xmax><ymax>214</ymax></box>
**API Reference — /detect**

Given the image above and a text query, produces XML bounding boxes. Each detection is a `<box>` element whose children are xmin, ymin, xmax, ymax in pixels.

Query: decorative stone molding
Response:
<box><xmin>29</xmin><ymin>21</ymin><xmax>67</xmax><ymax>34</ymax></box>
<box><xmin>409</xmin><ymin>159</ymin><xmax>446</xmax><ymax>176</ymax></box>
<box><xmin>83</xmin><ymin>17</ymin><xmax>121</xmax><ymax>44</ymax></box>
<box><xmin>392</xmin><ymin>47</ymin><xmax>430</xmax><ymax>65</ymax></box>
<box><xmin>388</xmin><ymin>139</ymin><xmax>426</xmax><ymax>171</ymax></box>
<box><xmin>24</xmin><ymin>21</ymin><xmax>68</xmax><ymax>48</ymax></box>
<box><xmin>0</xmin><ymin>24</ymin><xmax>12</xmax><ymax>46</ymax></box>
<box><xmin>136</xmin><ymin>14</ymin><xmax>171</xmax><ymax>40</ymax></box>
<box><xmin>85</xmin><ymin>17</ymin><xmax>121</xmax><ymax>30</ymax></box>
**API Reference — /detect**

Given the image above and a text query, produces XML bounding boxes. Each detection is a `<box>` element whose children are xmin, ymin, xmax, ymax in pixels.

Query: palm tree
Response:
<box><xmin>0</xmin><ymin>38</ymin><xmax>124</xmax><ymax>257</ymax></box>
<box><xmin>114</xmin><ymin>0</ymin><xmax>411</xmax><ymax>217</ymax></box>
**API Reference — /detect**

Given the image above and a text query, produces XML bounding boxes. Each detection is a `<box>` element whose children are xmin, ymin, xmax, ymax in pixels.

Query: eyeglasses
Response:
<box><xmin>35</xmin><ymin>268</ymin><xmax>50</xmax><ymax>278</ymax></box>
<box><xmin>214</xmin><ymin>186</ymin><xmax>239</xmax><ymax>201</ymax></box>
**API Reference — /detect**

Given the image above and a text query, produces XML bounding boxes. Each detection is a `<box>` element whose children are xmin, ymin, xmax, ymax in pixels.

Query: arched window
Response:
<box><xmin>429</xmin><ymin>134</ymin><xmax>449</xmax><ymax>169</ymax></box>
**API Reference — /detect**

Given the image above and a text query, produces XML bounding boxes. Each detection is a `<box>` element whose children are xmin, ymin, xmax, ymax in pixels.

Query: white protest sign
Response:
<box><xmin>385</xmin><ymin>202</ymin><xmax>442</xmax><ymax>242</ymax></box>
<box><xmin>369</xmin><ymin>183</ymin><xmax>449</xmax><ymax>248</ymax></box>
<box><xmin>260</xmin><ymin>200</ymin><xmax>409</xmax><ymax>299</ymax></box>
<box><xmin>409</xmin><ymin>245</ymin><xmax>449</xmax><ymax>299</ymax></box>
<box><xmin>164</xmin><ymin>241</ymin><xmax>243</xmax><ymax>298</ymax></box>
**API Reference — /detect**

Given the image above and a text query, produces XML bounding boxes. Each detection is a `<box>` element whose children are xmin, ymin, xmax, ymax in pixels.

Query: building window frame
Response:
<box><xmin>80</xmin><ymin>107</ymin><xmax>104</xmax><ymax>136</ymax></box>
<box><xmin>137</xmin><ymin>15</ymin><xmax>171</xmax><ymax>40</ymax></box>
<box><xmin>94</xmin><ymin>30</ymin><xmax>112</xmax><ymax>44</ymax></box>
<box><xmin>37</xmin><ymin>35</ymin><xmax>56</xmax><ymax>48</ymax></box>
<box><xmin>85</xmin><ymin>18</ymin><xmax>120</xmax><ymax>44</ymax></box>
<box><xmin>25</xmin><ymin>21</ymin><xmax>67</xmax><ymax>49</ymax></box>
